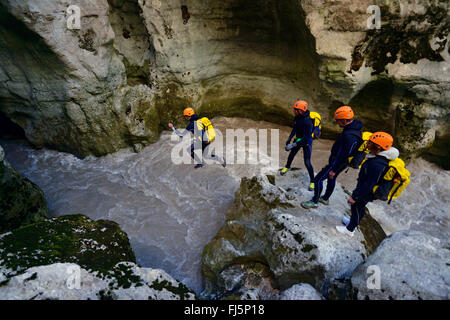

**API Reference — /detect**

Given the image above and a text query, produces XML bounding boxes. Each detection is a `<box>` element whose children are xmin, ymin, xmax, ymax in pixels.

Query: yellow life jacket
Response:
<box><xmin>372</xmin><ymin>157</ymin><xmax>411</xmax><ymax>203</ymax></box>
<box><xmin>310</xmin><ymin>112</ymin><xmax>322</xmax><ymax>139</ymax></box>
<box><xmin>196</xmin><ymin>117</ymin><xmax>216</xmax><ymax>143</ymax></box>
<box><xmin>348</xmin><ymin>131</ymin><xmax>373</xmax><ymax>169</ymax></box>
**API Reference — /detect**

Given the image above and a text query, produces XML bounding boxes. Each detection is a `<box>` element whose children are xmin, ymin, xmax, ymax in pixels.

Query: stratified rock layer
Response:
<box><xmin>0</xmin><ymin>0</ymin><xmax>447</xmax><ymax>167</ymax></box>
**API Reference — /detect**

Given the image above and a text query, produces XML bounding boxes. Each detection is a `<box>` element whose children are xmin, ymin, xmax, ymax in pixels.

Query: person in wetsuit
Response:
<box><xmin>301</xmin><ymin>106</ymin><xmax>363</xmax><ymax>209</ymax></box>
<box><xmin>280</xmin><ymin>100</ymin><xmax>315</xmax><ymax>191</ymax></box>
<box><xmin>336</xmin><ymin>132</ymin><xmax>398</xmax><ymax>237</ymax></box>
<box><xmin>168</xmin><ymin>108</ymin><xmax>226</xmax><ymax>169</ymax></box>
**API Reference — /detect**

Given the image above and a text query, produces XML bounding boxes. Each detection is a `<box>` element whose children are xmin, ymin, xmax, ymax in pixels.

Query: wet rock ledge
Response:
<box><xmin>0</xmin><ymin>214</ymin><xmax>196</xmax><ymax>300</ymax></box>
<box><xmin>201</xmin><ymin>170</ymin><xmax>448</xmax><ymax>300</ymax></box>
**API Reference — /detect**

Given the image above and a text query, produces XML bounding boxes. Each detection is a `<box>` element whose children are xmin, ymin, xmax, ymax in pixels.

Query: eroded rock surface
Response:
<box><xmin>201</xmin><ymin>170</ymin><xmax>386</xmax><ymax>299</ymax></box>
<box><xmin>0</xmin><ymin>262</ymin><xmax>196</xmax><ymax>300</ymax></box>
<box><xmin>0</xmin><ymin>0</ymin><xmax>447</xmax><ymax>167</ymax></box>
<box><xmin>302</xmin><ymin>0</ymin><xmax>450</xmax><ymax>163</ymax></box>
<box><xmin>351</xmin><ymin>230</ymin><xmax>449</xmax><ymax>300</ymax></box>
<box><xmin>0</xmin><ymin>213</ymin><xmax>197</xmax><ymax>299</ymax></box>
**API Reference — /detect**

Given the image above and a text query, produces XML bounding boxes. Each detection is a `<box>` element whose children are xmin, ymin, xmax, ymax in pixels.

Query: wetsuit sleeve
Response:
<box><xmin>330</xmin><ymin>136</ymin><xmax>359</xmax><ymax>172</ymax></box>
<box><xmin>172</xmin><ymin>126</ymin><xmax>189</xmax><ymax>137</ymax></box>
<box><xmin>351</xmin><ymin>161</ymin><xmax>386</xmax><ymax>201</ymax></box>
<box><xmin>173</xmin><ymin>121</ymin><xmax>195</xmax><ymax>137</ymax></box>
<box><xmin>287</xmin><ymin>127</ymin><xmax>295</xmax><ymax>144</ymax></box>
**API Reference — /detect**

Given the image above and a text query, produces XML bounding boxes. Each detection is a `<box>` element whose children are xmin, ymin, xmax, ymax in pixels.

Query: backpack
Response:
<box><xmin>310</xmin><ymin>112</ymin><xmax>321</xmax><ymax>140</ymax></box>
<box><xmin>196</xmin><ymin>117</ymin><xmax>216</xmax><ymax>143</ymax></box>
<box><xmin>372</xmin><ymin>157</ymin><xmax>411</xmax><ymax>204</ymax></box>
<box><xmin>348</xmin><ymin>131</ymin><xmax>373</xmax><ymax>169</ymax></box>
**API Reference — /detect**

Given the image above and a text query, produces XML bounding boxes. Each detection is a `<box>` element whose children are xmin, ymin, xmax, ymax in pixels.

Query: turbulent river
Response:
<box><xmin>1</xmin><ymin>117</ymin><xmax>449</xmax><ymax>294</ymax></box>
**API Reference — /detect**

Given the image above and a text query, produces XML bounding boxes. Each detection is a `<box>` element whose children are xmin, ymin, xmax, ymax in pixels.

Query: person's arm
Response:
<box><xmin>330</xmin><ymin>138</ymin><xmax>359</xmax><ymax>173</ymax></box>
<box><xmin>351</xmin><ymin>162</ymin><xmax>386</xmax><ymax>201</ymax></box>
<box><xmin>173</xmin><ymin>126</ymin><xmax>190</xmax><ymax>137</ymax></box>
<box><xmin>286</xmin><ymin>127</ymin><xmax>295</xmax><ymax>145</ymax></box>
<box><xmin>169</xmin><ymin>122</ymin><xmax>190</xmax><ymax>137</ymax></box>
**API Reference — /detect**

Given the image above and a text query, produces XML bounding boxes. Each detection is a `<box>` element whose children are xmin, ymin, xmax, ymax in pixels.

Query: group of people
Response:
<box><xmin>169</xmin><ymin>102</ymin><xmax>400</xmax><ymax>238</ymax></box>
<box><xmin>282</xmin><ymin>101</ymin><xmax>398</xmax><ymax>237</ymax></box>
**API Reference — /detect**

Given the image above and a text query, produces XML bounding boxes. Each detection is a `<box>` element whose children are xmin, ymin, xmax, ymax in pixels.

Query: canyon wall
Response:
<box><xmin>0</xmin><ymin>0</ymin><xmax>448</xmax><ymax>166</ymax></box>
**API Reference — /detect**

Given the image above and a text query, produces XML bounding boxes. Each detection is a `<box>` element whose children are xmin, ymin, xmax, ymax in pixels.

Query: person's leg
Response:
<box><xmin>285</xmin><ymin>145</ymin><xmax>301</xmax><ymax>168</ymax></box>
<box><xmin>312</xmin><ymin>165</ymin><xmax>332</xmax><ymax>203</ymax></box>
<box><xmin>322</xmin><ymin>177</ymin><xmax>336</xmax><ymax>201</ymax></box>
<box><xmin>302</xmin><ymin>166</ymin><xmax>330</xmax><ymax>209</ymax></box>
<box><xmin>302</xmin><ymin>144</ymin><xmax>315</xmax><ymax>183</ymax></box>
<box><xmin>203</xmin><ymin>142</ymin><xmax>226</xmax><ymax>167</ymax></box>
<box><xmin>322</xmin><ymin>167</ymin><xmax>345</xmax><ymax>201</ymax></box>
<box><xmin>347</xmin><ymin>200</ymin><xmax>367</xmax><ymax>232</ymax></box>
<box><xmin>202</xmin><ymin>142</ymin><xmax>213</xmax><ymax>158</ymax></box>
<box><xmin>190</xmin><ymin>141</ymin><xmax>203</xmax><ymax>166</ymax></box>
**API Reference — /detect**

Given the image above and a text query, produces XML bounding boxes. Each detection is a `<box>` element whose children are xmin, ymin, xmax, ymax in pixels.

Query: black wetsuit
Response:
<box><xmin>172</xmin><ymin>115</ymin><xmax>221</xmax><ymax>165</ymax></box>
<box><xmin>347</xmin><ymin>154</ymin><xmax>389</xmax><ymax>231</ymax></box>
<box><xmin>285</xmin><ymin>111</ymin><xmax>314</xmax><ymax>182</ymax></box>
<box><xmin>312</xmin><ymin>120</ymin><xmax>363</xmax><ymax>203</ymax></box>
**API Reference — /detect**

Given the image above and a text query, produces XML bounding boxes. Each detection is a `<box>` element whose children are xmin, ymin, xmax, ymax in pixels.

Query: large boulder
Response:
<box><xmin>351</xmin><ymin>230</ymin><xmax>449</xmax><ymax>300</ymax></box>
<box><xmin>201</xmin><ymin>170</ymin><xmax>386</xmax><ymax>299</ymax></box>
<box><xmin>0</xmin><ymin>214</ymin><xmax>136</xmax><ymax>277</ymax></box>
<box><xmin>278</xmin><ymin>283</ymin><xmax>324</xmax><ymax>300</ymax></box>
<box><xmin>0</xmin><ymin>145</ymin><xmax>49</xmax><ymax>233</ymax></box>
<box><xmin>0</xmin><ymin>213</ymin><xmax>197</xmax><ymax>299</ymax></box>
<box><xmin>0</xmin><ymin>261</ymin><xmax>196</xmax><ymax>300</ymax></box>
<box><xmin>0</xmin><ymin>213</ymin><xmax>197</xmax><ymax>300</ymax></box>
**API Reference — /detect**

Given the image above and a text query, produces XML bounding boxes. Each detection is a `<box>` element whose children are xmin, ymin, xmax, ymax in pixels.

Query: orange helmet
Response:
<box><xmin>369</xmin><ymin>132</ymin><xmax>393</xmax><ymax>150</ymax></box>
<box><xmin>293</xmin><ymin>100</ymin><xmax>308</xmax><ymax>112</ymax></box>
<box><xmin>183</xmin><ymin>107</ymin><xmax>195</xmax><ymax>116</ymax></box>
<box><xmin>334</xmin><ymin>106</ymin><xmax>354</xmax><ymax>120</ymax></box>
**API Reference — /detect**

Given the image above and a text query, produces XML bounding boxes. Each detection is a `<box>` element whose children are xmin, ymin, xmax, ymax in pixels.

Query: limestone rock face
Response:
<box><xmin>0</xmin><ymin>0</ymin><xmax>448</xmax><ymax>167</ymax></box>
<box><xmin>0</xmin><ymin>262</ymin><xmax>196</xmax><ymax>300</ymax></box>
<box><xmin>278</xmin><ymin>283</ymin><xmax>324</xmax><ymax>300</ymax></box>
<box><xmin>350</xmin><ymin>230</ymin><xmax>449</xmax><ymax>300</ymax></box>
<box><xmin>0</xmin><ymin>0</ymin><xmax>160</xmax><ymax>157</ymax></box>
<box><xmin>0</xmin><ymin>145</ymin><xmax>49</xmax><ymax>233</ymax></box>
<box><xmin>201</xmin><ymin>170</ymin><xmax>386</xmax><ymax>299</ymax></box>
<box><xmin>137</xmin><ymin>0</ymin><xmax>321</xmax><ymax>123</ymax></box>
<box><xmin>302</xmin><ymin>0</ymin><xmax>450</xmax><ymax>163</ymax></box>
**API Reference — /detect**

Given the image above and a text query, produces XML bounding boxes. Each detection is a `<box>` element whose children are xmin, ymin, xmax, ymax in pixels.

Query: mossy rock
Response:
<box><xmin>350</xmin><ymin>4</ymin><xmax>447</xmax><ymax>74</ymax></box>
<box><xmin>0</xmin><ymin>157</ymin><xmax>50</xmax><ymax>234</ymax></box>
<box><xmin>0</xmin><ymin>214</ymin><xmax>136</xmax><ymax>276</ymax></box>
<box><xmin>101</xmin><ymin>262</ymin><xmax>197</xmax><ymax>300</ymax></box>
